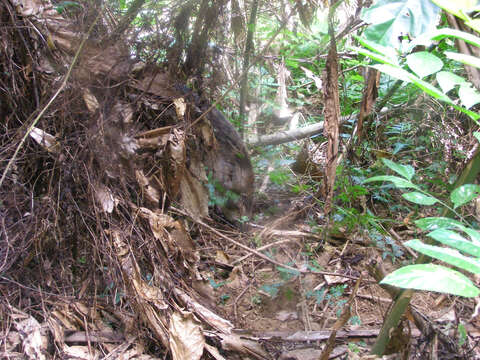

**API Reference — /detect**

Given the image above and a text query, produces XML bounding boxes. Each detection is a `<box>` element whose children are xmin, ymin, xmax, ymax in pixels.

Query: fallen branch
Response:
<box><xmin>245</xmin><ymin>328</ymin><xmax>421</xmax><ymax>341</ymax></box>
<box><xmin>230</xmin><ymin>239</ymin><xmax>297</xmax><ymax>266</ymax></box>
<box><xmin>247</xmin><ymin>121</ymin><xmax>327</xmax><ymax>146</ymax></box>
<box><xmin>247</xmin><ymin>110</ymin><xmax>396</xmax><ymax>147</ymax></box>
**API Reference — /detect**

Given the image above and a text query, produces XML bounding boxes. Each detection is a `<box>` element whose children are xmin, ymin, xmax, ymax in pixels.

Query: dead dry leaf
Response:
<box><xmin>173</xmin><ymin>98</ymin><xmax>186</xmax><ymax>120</ymax></box>
<box><xmin>301</xmin><ymin>66</ymin><xmax>322</xmax><ymax>89</ymax></box>
<box><xmin>169</xmin><ymin>311</ymin><xmax>205</xmax><ymax>360</ymax></box>
<box><xmin>63</xmin><ymin>345</ymin><xmax>101</xmax><ymax>359</ymax></box>
<box><xmin>1</xmin><ymin>331</ymin><xmax>21</xmax><ymax>353</ymax></box>
<box><xmin>93</xmin><ymin>184</ymin><xmax>115</xmax><ymax>213</ymax></box>
<box><xmin>227</xmin><ymin>266</ymin><xmax>248</xmax><ymax>290</ymax></box>
<box><xmin>135</xmin><ymin>170</ymin><xmax>160</xmax><ymax>203</ymax></box>
<box><xmin>15</xmin><ymin>317</ymin><xmax>48</xmax><ymax>360</ymax></box>
<box><xmin>220</xmin><ymin>333</ymin><xmax>270</xmax><ymax>359</ymax></box>
<box><xmin>179</xmin><ymin>168</ymin><xmax>209</xmax><ymax>220</ymax></box>
<box><xmin>82</xmin><ymin>88</ymin><xmax>100</xmax><ymax>113</ymax></box>
<box><xmin>205</xmin><ymin>343</ymin><xmax>227</xmax><ymax>360</ymax></box>
<box><xmin>30</xmin><ymin>127</ymin><xmax>59</xmax><ymax>153</ymax></box>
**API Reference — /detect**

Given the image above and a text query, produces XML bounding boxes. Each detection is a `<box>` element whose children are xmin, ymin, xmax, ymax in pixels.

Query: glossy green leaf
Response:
<box><xmin>380</xmin><ymin>264</ymin><xmax>480</xmax><ymax>297</ymax></box>
<box><xmin>428</xmin><ymin>229</ymin><xmax>480</xmax><ymax>257</ymax></box>
<box><xmin>392</xmin><ymin>142</ymin><xmax>408</xmax><ymax>154</ymax></box>
<box><xmin>466</xmin><ymin>19</ymin><xmax>480</xmax><ymax>33</ymax></box>
<box><xmin>436</xmin><ymin>71</ymin><xmax>466</xmax><ymax>93</ymax></box>
<box><xmin>446</xmin><ymin>52</ymin><xmax>480</xmax><ymax>70</ymax></box>
<box><xmin>415</xmin><ymin>217</ymin><xmax>463</xmax><ymax>231</ymax></box>
<box><xmin>459</xmin><ymin>84</ymin><xmax>480</xmax><ymax>109</ymax></box>
<box><xmin>474</xmin><ymin>131</ymin><xmax>480</xmax><ymax>143</ymax></box>
<box><xmin>353</xmin><ymin>37</ymin><xmax>399</xmax><ymax>63</ymax></box>
<box><xmin>363</xmin><ymin>175</ymin><xmax>420</xmax><ymax>190</ymax></box>
<box><xmin>430</xmin><ymin>0</ymin><xmax>477</xmax><ymax>20</ymax></box>
<box><xmin>415</xmin><ymin>217</ymin><xmax>480</xmax><ymax>243</ymax></box>
<box><xmin>452</xmin><ymin>104</ymin><xmax>480</xmax><ymax>122</ymax></box>
<box><xmin>451</xmin><ymin>184</ymin><xmax>480</xmax><ymax>209</ymax></box>
<box><xmin>402</xmin><ymin>191</ymin><xmax>438</xmax><ymax>205</ymax></box>
<box><xmin>461</xmin><ymin>227</ymin><xmax>480</xmax><ymax>244</ymax></box>
<box><xmin>406</xmin><ymin>52</ymin><xmax>443</xmax><ymax>78</ymax></box>
<box><xmin>352</xmin><ymin>47</ymin><xmax>398</xmax><ymax>67</ymax></box>
<box><xmin>361</xmin><ymin>0</ymin><xmax>441</xmax><ymax>48</ymax></box>
<box><xmin>372</xmin><ymin>64</ymin><xmax>412</xmax><ymax>83</ymax></box>
<box><xmin>428</xmin><ymin>28</ymin><xmax>480</xmax><ymax>48</ymax></box>
<box><xmin>370</xmin><ymin>56</ymin><xmax>457</xmax><ymax>108</ymax></box>
<box><xmin>382</xmin><ymin>158</ymin><xmax>415</xmax><ymax>180</ymax></box>
<box><xmin>405</xmin><ymin>239</ymin><xmax>480</xmax><ymax>274</ymax></box>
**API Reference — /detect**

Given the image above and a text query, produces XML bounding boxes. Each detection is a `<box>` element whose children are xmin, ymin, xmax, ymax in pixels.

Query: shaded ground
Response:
<box><xmin>194</xmin><ymin>178</ymin><xmax>480</xmax><ymax>359</ymax></box>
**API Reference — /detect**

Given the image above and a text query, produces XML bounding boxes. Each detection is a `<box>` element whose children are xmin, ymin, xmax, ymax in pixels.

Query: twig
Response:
<box><xmin>233</xmin><ymin>282</ymin><xmax>252</xmax><ymax>322</ymax></box>
<box><xmin>243</xmin><ymin>328</ymin><xmax>422</xmax><ymax>341</ymax></box>
<box><xmin>0</xmin><ymin>217</ymin><xmax>10</xmax><ymax>273</ymax></box>
<box><xmin>172</xmin><ymin>206</ymin><xmax>362</xmax><ymax>280</ymax></box>
<box><xmin>345</xmin><ymin>292</ymin><xmax>392</xmax><ymax>304</ymax></box>
<box><xmin>231</xmin><ymin>239</ymin><xmax>296</xmax><ymax>265</ymax></box>
<box><xmin>0</xmin><ymin>276</ymin><xmax>74</xmax><ymax>299</ymax></box>
<box><xmin>388</xmin><ymin>228</ymin><xmax>417</xmax><ymax>259</ymax></box>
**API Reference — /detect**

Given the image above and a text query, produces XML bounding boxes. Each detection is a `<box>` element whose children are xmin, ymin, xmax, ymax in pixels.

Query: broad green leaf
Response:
<box><xmin>363</xmin><ymin>175</ymin><xmax>420</xmax><ymax>190</ymax></box>
<box><xmin>285</xmin><ymin>58</ymin><xmax>299</xmax><ymax>69</ymax></box>
<box><xmin>436</xmin><ymin>71</ymin><xmax>466</xmax><ymax>93</ymax></box>
<box><xmin>352</xmin><ymin>47</ymin><xmax>398</xmax><ymax>67</ymax></box>
<box><xmin>451</xmin><ymin>184</ymin><xmax>480</xmax><ymax>209</ymax></box>
<box><xmin>372</xmin><ymin>61</ymin><xmax>462</xmax><ymax>109</ymax></box>
<box><xmin>382</xmin><ymin>158</ymin><xmax>415</xmax><ymax>180</ymax></box>
<box><xmin>459</xmin><ymin>84</ymin><xmax>480</xmax><ymax>109</ymax></box>
<box><xmin>429</xmin><ymin>28</ymin><xmax>480</xmax><ymax>49</ymax></box>
<box><xmin>406</xmin><ymin>52</ymin><xmax>443</xmax><ymax>78</ymax></box>
<box><xmin>474</xmin><ymin>131</ymin><xmax>480</xmax><ymax>143</ymax></box>
<box><xmin>405</xmin><ymin>239</ymin><xmax>480</xmax><ymax>274</ymax></box>
<box><xmin>392</xmin><ymin>142</ymin><xmax>408</xmax><ymax>154</ymax></box>
<box><xmin>416</xmin><ymin>218</ymin><xmax>480</xmax><ymax>244</ymax></box>
<box><xmin>402</xmin><ymin>191</ymin><xmax>438</xmax><ymax>205</ymax></box>
<box><xmin>446</xmin><ymin>52</ymin><xmax>480</xmax><ymax>70</ymax></box>
<box><xmin>372</xmin><ymin>64</ymin><xmax>412</xmax><ymax>83</ymax></box>
<box><xmin>428</xmin><ymin>229</ymin><xmax>480</xmax><ymax>257</ymax></box>
<box><xmin>380</xmin><ymin>264</ymin><xmax>480</xmax><ymax>297</ymax></box>
<box><xmin>361</xmin><ymin>0</ymin><xmax>441</xmax><ymax>49</ymax></box>
<box><xmin>353</xmin><ymin>37</ymin><xmax>399</xmax><ymax>63</ymax></box>
<box><xmin>452</xmin><ymin>104</ymin><xmax>480</xmax><ymax>122</ymax></box>
<box><xmin>430</xmin><ymin>0</ymin><xmax>477</xmax><ymax>20</ymax></box>
<box><xmin>466</xmin><ymin>19</ymin><xmax>480</xmax><ymax>33</ymax></box>
<box><xmin>415</xmin><ymin>217</ymin><xmax>463</xmax><ymax>231</ymax></box>
<box><xmin>449</xmin><ymin>224</ymin><xmax>480</xmax><ymax>244</ymax></box>
<box><xmin>462</xmin><ymin>227</ymin><xmax>480</xmax><ymax>244</ymax></box>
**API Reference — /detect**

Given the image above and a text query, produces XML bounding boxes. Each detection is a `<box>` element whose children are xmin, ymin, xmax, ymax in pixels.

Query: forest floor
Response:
<box><xmin>198</xmin><ymin>179</ymin><xmax>480</xmax><ymax>359</ymax></box>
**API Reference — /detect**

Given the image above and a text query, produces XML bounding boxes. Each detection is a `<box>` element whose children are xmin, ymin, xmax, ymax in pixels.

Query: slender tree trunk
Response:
<box><xmin>239</xmin><ymin>0</ymin><xmax>259</xmax><ymax>138</ymax></box>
